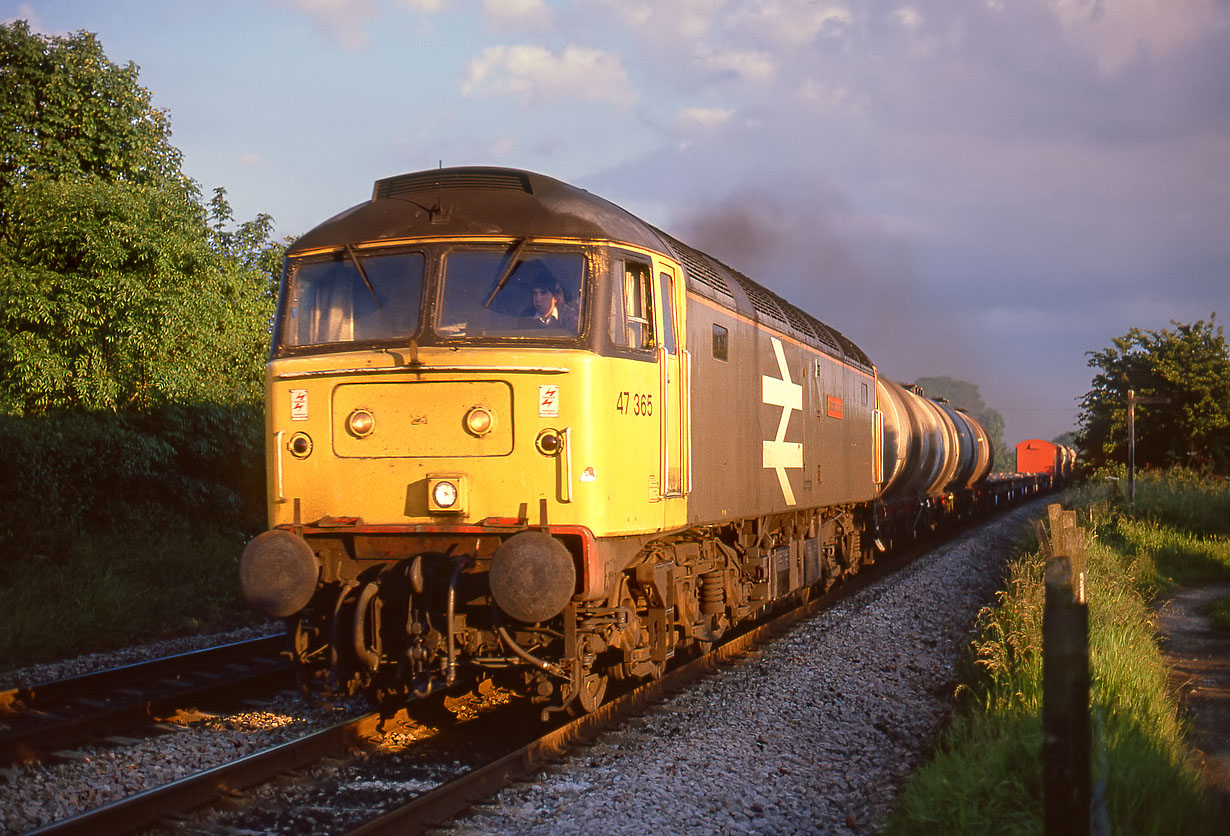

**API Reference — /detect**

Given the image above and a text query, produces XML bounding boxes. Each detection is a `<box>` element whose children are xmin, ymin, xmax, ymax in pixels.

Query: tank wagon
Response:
<box><xmin>1016</xmin><ymin>438</ymin><xmax>1077</xmax><ymax>485</ymax></box>
<box><xmin>240</xmin><ymin>167</ymin><xmax>1011</xmax><ymax>714</ymax></box>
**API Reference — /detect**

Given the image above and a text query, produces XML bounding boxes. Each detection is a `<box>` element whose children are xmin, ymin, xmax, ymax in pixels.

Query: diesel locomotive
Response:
<box><xmin>240</xmin><ymin>167</ymin><xmax>1025</xmax><ymax>715</ymax></box>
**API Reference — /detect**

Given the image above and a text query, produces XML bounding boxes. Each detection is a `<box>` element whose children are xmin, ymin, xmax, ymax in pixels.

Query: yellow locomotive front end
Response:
<box><xmin>240</xmin><ymin>169</ymin><xmax>692</xmax><ymax>711</ymax></box>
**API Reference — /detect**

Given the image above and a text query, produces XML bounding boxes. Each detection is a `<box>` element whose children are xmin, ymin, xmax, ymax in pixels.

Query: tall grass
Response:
<box><xmin>887</xmin><ymin>472</ymin><xmax>1230</xmax><ymax>834</ymax></box>
<box><xmin>1118</xmin><ymin>467</ymin><xmax>1230</xmax><ymax>539</ymax></box>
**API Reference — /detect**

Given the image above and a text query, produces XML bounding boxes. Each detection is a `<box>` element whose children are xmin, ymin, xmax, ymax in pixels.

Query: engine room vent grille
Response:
<box><xmin>804</xmin><ymin>315</ymin><xmax>841</xmax><ymax>351</ymax></box>
<box><xmin>373</xmin><ymin>170</ymin><xmax>533</xmax><ymax>201</ymax></box>
<box><xmin>778</xmin><ymin>300</ymin><xmax>820</xmax><ymax>342</ymax></box>
<box><xmin>653</xmin><ymin>231</ymin><xmax>733</xmax><ymax>299</ymax></box>
<box><xmin>732</xmin><ymin>273</ymin><xmax>788</xmax><ymax>326</ymax></box>
<box><xmin>830</xmin><ymin>329</ymin><xmax>873</xmax><ymax>368</ymax></box>
<box><xmin>678</xmin><ymin>250</ymin><xmax>733</xmax><ymax>298</ymax></box>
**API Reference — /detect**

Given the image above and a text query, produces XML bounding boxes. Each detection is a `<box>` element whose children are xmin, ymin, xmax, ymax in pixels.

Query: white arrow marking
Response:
<box><xmin>762</xmin><ymin>337</ymin><xmax>802</xmax><ymax>505</ymax></box>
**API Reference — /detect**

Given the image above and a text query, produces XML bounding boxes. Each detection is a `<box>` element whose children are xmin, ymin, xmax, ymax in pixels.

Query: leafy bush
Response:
<box><xmin>0</xmin><ymin>406</ymin><xmax>265</xmax><ymax>561</ymax></box>
<box><xmin>0</xmin><ymin>405</ymin><xmax>269</xmax><ymax>669</ymax></box>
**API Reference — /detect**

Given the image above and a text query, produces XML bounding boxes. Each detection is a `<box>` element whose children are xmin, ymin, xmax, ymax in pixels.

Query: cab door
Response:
<box><xmin>610</xmin><ymin>254</ymin><xmax>689</xmax><ymax>532</ymax></box>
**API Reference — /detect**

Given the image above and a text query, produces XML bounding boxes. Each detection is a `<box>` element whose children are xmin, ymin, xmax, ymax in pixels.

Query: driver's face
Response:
<box><xmin>532</xmin><ymin>288</ymin><xmax>558</xmax><ymax>317</ymax></box>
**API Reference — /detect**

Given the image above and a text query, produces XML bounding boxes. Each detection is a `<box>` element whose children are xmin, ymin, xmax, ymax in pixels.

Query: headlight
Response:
<box><xmin>432</xmin><ymin>480</ymin><xmax>458</xmax><ymax>508</ymax></box>
<box><xmin>427</xmin><ymin>475</ymin><xmax>467</xmax><ymax>514</ymax></box>
<box><xmin>346</xmin><ymin>408</ymin><xmax>375</xmax><ymax>438</ymax></box>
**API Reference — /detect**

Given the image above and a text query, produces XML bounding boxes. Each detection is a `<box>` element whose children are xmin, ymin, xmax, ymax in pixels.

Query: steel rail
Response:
<box><xmin>345</xmin><ymin>571</ymin><xmax>891</xmax><ymax>836</ymax></box>
<box><xmin>1</xmin><ymin>635</ymin><xmax>290</xmax><ymax>765</ymax></box>
<box><xmin>16</xmin><ymin>502</ymin><xmax>1032</xmax><ymax>834</ymax></box>
<box><xmin>18</xmin><ymin>556</ymin><xmax>901</xmax><ymax>836</ymax></box>
<box><xmin>25</xmin><ymin>709</ymin><xmax>384</xmax><ymax>836</ymax></box>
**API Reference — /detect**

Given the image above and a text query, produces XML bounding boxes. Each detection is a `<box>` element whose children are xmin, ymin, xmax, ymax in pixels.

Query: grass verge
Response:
<box><xmin>0</xmin><ymin>515</ymin><xmax>264</xmax><ymax>673</ymax></box>
<box><xmin>886</xmin><ymin>469</ymin><xmax>1230</xmax><ymax>834</ymax></box>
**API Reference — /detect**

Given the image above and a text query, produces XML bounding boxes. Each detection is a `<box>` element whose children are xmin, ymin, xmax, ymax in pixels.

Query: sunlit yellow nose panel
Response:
<box><xmin>332</xmin><ymin>381</ymin><xmax>513</xmax><ymax>458</ymax></box>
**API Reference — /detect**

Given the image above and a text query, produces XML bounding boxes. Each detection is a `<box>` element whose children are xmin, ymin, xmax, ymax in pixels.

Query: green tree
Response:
<box><xmin>0</xmin><ymin>21</ymin><xmax>282</xmax><ymax>658</ymax></box>
<box><xmin>913</xmin><ymin>375</ymin><xmax>1009</xmax><ymax>471</ymax></box>
<box><xmin>0</xmin><ymin>20</ymin><xmax>281</xmax><ymax>414</ymax></box>
<box><xmin>0</xmin><ymin>20</ymin><xmax>183</xmax><ymax>212</ymax></box>
<box><xmin>1052</xmin><ymin>431</ymin><xmax>1078</xmax><ymax>447</ymax></box>
<box><xmin>1079</xmin><ymin>316</ymin><xmax>1230</xmax><ymax>473</ymax></box>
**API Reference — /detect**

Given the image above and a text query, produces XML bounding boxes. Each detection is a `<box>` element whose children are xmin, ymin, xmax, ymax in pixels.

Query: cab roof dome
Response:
<box><xmin>289</xmin><ymin>166</ymin><xmax>671</xmax><ymax>254</ymax></box>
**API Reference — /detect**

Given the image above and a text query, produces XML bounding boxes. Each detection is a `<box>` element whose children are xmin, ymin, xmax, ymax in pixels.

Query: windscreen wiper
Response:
<box><xmin>345</xmin><ymin>244</ymin><xmax>380</xmax><ymax>305</ymax></box>
<box><xmin>483</xmin><ymin>237</ymin><xmax>530</xmax><ymax>309</ymax></box>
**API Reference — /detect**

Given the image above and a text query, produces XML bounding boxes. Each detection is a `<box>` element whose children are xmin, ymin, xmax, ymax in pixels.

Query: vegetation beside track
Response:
<box><xmin>0</xmin><ymin>22</ymin><xmax>278</xmax><ymax>675</ymax></box>
<box><xmin>0</xmin><ymin>407</ymin><xmax>268</xmax><ymax>672</ymax></box>
<box><xmin>887</xmin><ymin>468</ymin><xmax>1230</xmax><ymax>835</ymax></box>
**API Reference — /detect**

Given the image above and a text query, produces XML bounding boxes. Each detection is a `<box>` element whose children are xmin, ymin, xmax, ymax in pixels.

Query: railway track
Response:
<box><xmin>0</xmin><ymin>635</ymin><xmax>292</xmax><ymax>767</ymax></box>
<box><xmin>19</xmin><ymin>544</ymin><xmax>913</xmax><ymax>836</ymax></box>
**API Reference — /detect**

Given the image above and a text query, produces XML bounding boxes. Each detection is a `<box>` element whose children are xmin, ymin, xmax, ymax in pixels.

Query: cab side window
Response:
<box><xmin>658</xmin><ymin>271</ymin><xmax>676</xmax><ymax>355</ymax></box>
<box><xmin>610</xmin><ymin>259</ymin><xmax>655</xmax><ymax>350</ymax></box>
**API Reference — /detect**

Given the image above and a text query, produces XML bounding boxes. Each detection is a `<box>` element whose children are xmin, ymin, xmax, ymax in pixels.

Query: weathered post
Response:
<box><xmin>1125</xmin><ymin>390</ymin><xmax>1170</xmax><ymax>508</ymax></box>
<box><xmin>1127</xmin><ymin>389</ymin><xmax>1136</xmax><ymax>506</ymax></box>
<box><xmin>1041</xmin><ymin>504</ymin><xmax>1090</xmax><ymax>836</ymax></box>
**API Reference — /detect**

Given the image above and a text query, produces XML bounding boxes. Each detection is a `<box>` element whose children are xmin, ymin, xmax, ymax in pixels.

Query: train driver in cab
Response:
<box><xmin>525</xmin><ymin>268</ymin><xmax>570</xmax><ymax>329</ymax></box>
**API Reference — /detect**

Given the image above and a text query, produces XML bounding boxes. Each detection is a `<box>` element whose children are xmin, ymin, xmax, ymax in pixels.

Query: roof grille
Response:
<box><xmin>657</xmin><ymin>233</ymin><xmax>734</xmax><ymax>298</ymax></box>
<box><xmin>373</xmin><ymin>170</ymin><xmax>533</xmax><ymax>201</ymax></box>
<box><xmin>678</xmin><ymin>250</ymin><xmax>734</xmax><ymax>297</ymax></box>
<box><xmin>831</xmin><ymin>329</ymin><xmax>873</xmax><ymax>367</ymax></box>
<box><xmin>732</xmin><ymin>274</ymin><xmax>787</xmax><ymax>325</ymax></box>
<box><xmin>777</xmin><ymin>300</ymin><xmax>819</xmax><ymax>341</ymax></box>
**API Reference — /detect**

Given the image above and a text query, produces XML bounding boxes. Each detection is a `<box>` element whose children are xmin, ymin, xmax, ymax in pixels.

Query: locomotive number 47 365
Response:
<box><xmin>615</xmin><ymin>391</ymin><xmax>653</xmax><ymax>416</ymax></box>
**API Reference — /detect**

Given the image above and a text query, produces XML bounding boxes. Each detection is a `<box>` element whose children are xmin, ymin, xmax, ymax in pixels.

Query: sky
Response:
<box><xmin>6</xmin><ymin>0</ymin><xmax>1229</xmax><ymax>448</ymax></box>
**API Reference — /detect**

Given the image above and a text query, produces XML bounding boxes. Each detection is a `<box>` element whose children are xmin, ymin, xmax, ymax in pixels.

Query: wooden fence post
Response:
<box><xmin>1040</xmin><ymin>503</ymin><xmax>1090</xmax><ymax>836</ymax></box>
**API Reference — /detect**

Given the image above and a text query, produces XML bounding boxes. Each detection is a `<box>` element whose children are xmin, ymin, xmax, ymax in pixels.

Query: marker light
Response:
<box><xmin>347</xmin><ymin>408</ymin><xmax>375</xmax><ymax>438</ymax></box>
<box><xmin>536</xmin><ymin>429</ymin><xmax>562</xmax><ymax>456</ymax></box>
<box><xmin>464</xmin><ymin>406</ymin><xmax>495</xmax><ymax>437</ymax></box>
<box><xmin>288</xmin><ymin>432</ymin><xmax>313</xmax><ymax>458</ymax></box>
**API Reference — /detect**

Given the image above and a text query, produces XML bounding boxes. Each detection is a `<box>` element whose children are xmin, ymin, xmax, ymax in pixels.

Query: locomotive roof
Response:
<box><xmin>289</xmin><ymin>166</ymin><xmax>672</xmax><ymax>254</ymax></box>
<box><xmin>289</xmin><ymin>166</ymin><xmax>872</xmax><ymax>370</ymax></box>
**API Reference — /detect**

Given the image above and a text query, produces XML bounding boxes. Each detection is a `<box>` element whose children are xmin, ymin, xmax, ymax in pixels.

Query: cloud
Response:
<box><xmin>4</xmin><ymin>4</ymin><xmax>46</xmax><ymax>32</ymax></box>
<box><xmin>676</xmin><ymin>106</ymin><xmax>736</xmax><ymax>132</ymax></box>
<box><xmin>691</xmin><ymin>44</ymin><xmax>776</xmax><ymax>84</ymax></box>
<box><xmin>797</xmin><ymin>78</ymin><xmax>865</xmax><ymax>113</ymax></box>
<box><xmin>671</xmin><ymin>106</ymin><xmax>737</xmax><ymax>150</ymax></box>
<box><xmin>460</xmin><ymin>44</ymin><xmax>637</xmax><ymax>106</ymax></box>
<box><xmin>593</xmin><ymin>0</ymin><xmax>717</xmax><ymax>42</ymax></box>
<box><xmin>398</xmin><ymin>0</ymin><xmax>446</xmax><ymax>11</ymax></box>
<box><xmin>270</xmin><ymin>0</ymin><xmax>378</xmax><ymax>50</ymax></box>
<box><xmin>728</xmin><ymin>1</ymin><xmax>855</xmax><ymax>48</ymax></box>
<box><xmin>893</xmin><ymin>5</ymin><xmax>923</xmax><ymax>30</ymax></box>
<box><xmin>482</xmin><ymin>0</ymin><xmax>551</xmax><ymax>28</ymax></box>
<box><xmin>1047</xmin><ymin>0</ymin><xmax>1221</xmax><ymax>74</ymax></box>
